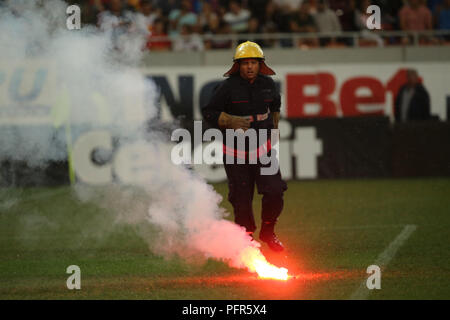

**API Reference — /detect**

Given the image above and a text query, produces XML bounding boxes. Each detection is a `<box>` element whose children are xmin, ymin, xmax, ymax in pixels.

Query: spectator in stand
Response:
<box><xmin>91</xmin><ymin>0</ymin><xmax>106</xmax><ymax>11</ymax></box>
<box><xmin>289</xmin><ymin>1</ymin><xmax>319</xmax><ymax>48</ymax></box>
<box><xmin>140</xmin><ymin>0</ymin><xmax>160</xmax><ymax>26</ymax></box>
<box><xmin>173</xmin><ymin>24</ymin><xmax>205</xmax><ymax>51</ymax></box>
<box><xmin>99</xmin><ymin>0</ymin><xmax>147</xmax><ymax>52</ymax></box>
<box><xmin>260</xmin><ymin>0</ymin><xmax>283</xmax><ymax>33</ymax></box>
<box><xmin>290</xmin><ymin>1</ymin><xmax>317</xmax><ymax>32</ymax></box>
<box><xmin>203</xmin><ymin>10</ymin><xmax>220</xmax><ymax>33</ymax></box>
<box><xmin>434</xmin><ymin>0</ymin><xmax>450</xmax><ymax>34</ymax></box>
<box><xmin>267</xmin><ymin>0</ymin><xmax>295</xmax><ymax>47</ymax></box>
<box><xmin>147</xmin><ymin>18</ymin><xmax>172</xmax><ymax>51</ymax></box>
<box><xmin>326</xmin><ymin>0</ymin><xmax>351</xmax><ymax>20</ymax></box>
<box><xmin>99</xmin><ymin>0</ymin><xmax>124</xmax><ymax>21</ymax></box>
<box><xmin>337</xmin><ymin>0</ymin><xmax>359</xmax><ymax>32</ymax></box>
<box><xmin>307</xmin><ymin>0</ymin><xmax>319</xmax><ymax>15</ymax></box>
<box><xmin>394</xmin><ymin>69</ymin><xmax>431</xmax><ymax>122</ymax></box>
<box><xmin>371</xmin><ymin>0</ymin><xmax>404</xmax><ymax>30</ymax></box>
<box><xmin>168</xmin><ymin>0</ymin><xmax>198</xmax><ymax>36</ymax></box>
<box><xmin>81</xmin><ymin>0</ymin><xmax>446</xmax><ymax>51</ymax></box>
<box><xmin>428</xmin><ymin>0</ymin><xmax>444</xmax><ymax>13</ymax></box>
<box><xmin>216</xmin><ymin>3</ymin><xmax>229</xmax><ymax>21</ymax></box>
<box><xmin>399</xmin><ymin>0</ymin><xmax>433</xmax><ymax>31</ymax></box>
<box><xmin>273</xmin><ymin>0</ymin><xmax>304</xmax><ymax>14</ymax></box>
<box><xmin>247</xmin><ymin>16</ymin><xmax>263</xmax><ymax>34</ymax></box>
<box><xmin>325</xmin><ymin>0</ymin><xmax>358</xmax><ymax>45</ymax></box>
<box><xmin>223</xmin><ymin>0</ymin><xmax>251</xmax><ymax>33</ymax></box>
<box><xmin>124</xmin><ymin>0</ymin><xmax>141</xmax><ymax>12</ymax></box>
<box><xmin>80</xmin><ymin>0</ymin><xmax>102</xmax><ymax>25</ymax></box>
<box><xmin>247</xmin><ymin>0</ymin><xmax>271</xmax><ymax>23</ymax></box>
<box><xmin>197</xmin><ymin>1</ymin><xmax>219</xmax><ymax>31</ymax></box>
<box><xmin>191</xmin><ymin>0</ymin><xmax>204</xmax><ymax>13</ymax></box>
<box><xmin>355</xmin><ymin>0</ymin><xmax>385</xmax><ymax>47</ymax></box>
<box><xmin>155</xmin><ymin>0</ymin><xmax>180</xmax><ymax>17</ymax></box>
<box><xmin>134</xmin><ymin>0</ymin><xmax>161</xmax><ymax>35</ymax></box>
<box><xmin>97</xmin><ymin>0</ymin><xmax>126</xmax><ymax>33</ymax></box>
<box><xmin>204</xmin><ymin>16</ymin><xmax>233</xmax><ymax>49</ymax></box>
<box><xmin>399</xmin><ymin>0</ymin><xmax>433</xmax><ymax>44</ymax></box>
<box><xmin>258</xmin><ymin>0</ymin><xmax>283</xmax><ymax>47</ymax></box>
<box><xmin>245</xmin><ymin>16</ymin><xmax>268</xmax><ymax>46</ymax></box>
<box><xmin>313</xmin><ymin>0</ymin><xmax>342</xmax><ymax>46</ymax></box>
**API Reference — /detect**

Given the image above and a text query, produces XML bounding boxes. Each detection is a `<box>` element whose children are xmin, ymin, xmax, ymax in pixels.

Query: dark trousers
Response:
<box><xmin>224</xmin><ymin>159</ymin><xmax>287</xmax><ymax>233</ymax></box>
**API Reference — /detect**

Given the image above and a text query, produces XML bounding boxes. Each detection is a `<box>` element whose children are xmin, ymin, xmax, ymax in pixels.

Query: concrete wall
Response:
<box><xmin>141</xmin><ymin>45</ymin><xmax>450</xmax><ymax>67</ymax></box>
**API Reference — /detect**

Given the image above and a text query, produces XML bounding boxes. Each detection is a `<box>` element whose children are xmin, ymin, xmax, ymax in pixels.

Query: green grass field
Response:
<box><xmin>0</xmin><ymin>178</ymin><xmax>449</xmax><ymax>300</ymax></box>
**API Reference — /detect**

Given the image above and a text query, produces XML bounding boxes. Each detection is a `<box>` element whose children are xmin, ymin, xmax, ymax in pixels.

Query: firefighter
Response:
<box><xmin>202</xmin><ymin>41</ymin><xmax>287</xmax><ymax>252</ymax></box>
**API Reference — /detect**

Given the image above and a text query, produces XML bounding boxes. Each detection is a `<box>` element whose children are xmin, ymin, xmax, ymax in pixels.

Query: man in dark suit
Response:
<box><xmin>394</xmin><ymin>69</ymin><xmax>431</xmax><ymax>122</ymax></box>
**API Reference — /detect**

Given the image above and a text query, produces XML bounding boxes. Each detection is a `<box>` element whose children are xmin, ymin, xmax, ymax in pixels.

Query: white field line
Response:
<box><xmin>349</xmin><ymin>224</ymin><xmax>417</xmax><ymax>300</ymax></box>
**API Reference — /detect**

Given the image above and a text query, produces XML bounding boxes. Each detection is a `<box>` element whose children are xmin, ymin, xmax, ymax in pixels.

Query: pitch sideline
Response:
<box><xmin>349</xmin><ymin>224</ymin><xmax>417</xmax><ymax>300</ymax></box>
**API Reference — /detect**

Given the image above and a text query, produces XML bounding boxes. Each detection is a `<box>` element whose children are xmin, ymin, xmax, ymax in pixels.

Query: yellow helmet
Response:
<box><xmin>233</xmin><ymin>41</ymin><xmax>264</xmax><ymax>61</ymax></box>
<box><xmin>224</xmin><ymin>41</ymin><xmax>275</xmax><ymax>77</ymax></box>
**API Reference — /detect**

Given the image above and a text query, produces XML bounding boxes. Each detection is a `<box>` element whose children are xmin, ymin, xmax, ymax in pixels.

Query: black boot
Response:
<box><xmin>259</xmin><ymin>222</ymin><xmax>284</xmax><ymax>252</ymax></box>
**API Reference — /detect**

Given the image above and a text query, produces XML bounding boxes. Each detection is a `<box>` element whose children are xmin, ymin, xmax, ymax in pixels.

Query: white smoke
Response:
<box><xmin>0</xmin><ymin>0</ymin><xmax>155</xmax><ymax>166</ymax></box>
<box><xmin>0</xmin><ymin>0</ymin><xmax>263</xmax><ymax>274</ymax></box>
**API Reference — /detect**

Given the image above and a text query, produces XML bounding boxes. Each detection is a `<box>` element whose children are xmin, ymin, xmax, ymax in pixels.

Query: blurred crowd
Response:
<box><xmin>76</xmin><ymin>0</ymin><xmax>450</xmax><ymax>50</ymax></box>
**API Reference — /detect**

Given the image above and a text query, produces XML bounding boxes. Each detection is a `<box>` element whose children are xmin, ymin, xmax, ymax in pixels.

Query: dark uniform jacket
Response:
<box><xmin>202</xmin><ymin>74</ymin><xmax>281</xmax><ymax>131</ymax></box>
<box><xmin>394</xmin><ymin>83</ymin><xmax>431</xmax><ymax>122</ymax></box>
<box><xmin>202</xmin><ymin>74</ymin><xmax>281</xmax><ymax>160</ymax></box>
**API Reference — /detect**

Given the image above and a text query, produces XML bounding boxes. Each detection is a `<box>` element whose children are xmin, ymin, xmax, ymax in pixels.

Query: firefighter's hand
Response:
<box><xmin>218</xmin><ymin>112</ymin><xmax>250</xmax><ymax>131</ymax></box>
<box><xmin>272</xmin><ymin>112</ymin><xmax>280</xmax><ymax>129</ymax></box>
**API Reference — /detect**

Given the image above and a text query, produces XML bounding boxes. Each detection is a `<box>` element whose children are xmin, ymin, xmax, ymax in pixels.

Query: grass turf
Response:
<box><xmin>0</xmin><ymin>178</ymin><xmax>449</xmax><ymax>299</ymax></box>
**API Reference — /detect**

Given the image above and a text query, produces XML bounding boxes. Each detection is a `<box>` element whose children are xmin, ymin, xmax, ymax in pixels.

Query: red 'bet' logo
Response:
<box><xmin>286</xmin><ymin>69</ymin><xmax>420</xmax><ymax>118</ymax></box>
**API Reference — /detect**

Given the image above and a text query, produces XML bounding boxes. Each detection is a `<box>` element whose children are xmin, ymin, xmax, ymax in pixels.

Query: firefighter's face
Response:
<box><xmin>239</xmin><ymin>59</ymin><xmax>260</xmax><ymax>81</ymax></box>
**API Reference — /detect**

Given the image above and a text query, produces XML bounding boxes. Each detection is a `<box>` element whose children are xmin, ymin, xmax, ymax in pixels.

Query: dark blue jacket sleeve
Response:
<box><xmin>269</xmin><ymin>78</ymin><xmax>281</xmax><ymax>113</ymax></box>
<box><xmin>201</xmin><ymin>81</ymin><xmax>229</xmax><ymax>129</ymax></box>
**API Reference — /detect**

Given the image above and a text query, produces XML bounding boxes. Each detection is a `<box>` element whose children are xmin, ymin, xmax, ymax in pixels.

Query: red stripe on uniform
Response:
<box><xmin>232</xmin><ymin>100</ymin><xmax>249</xmax><ymax>104</ymax></box>
<box><xmin>223</xmin><ymin>139</ymin><xmax>272</xmax><ymax>161</ymax></box>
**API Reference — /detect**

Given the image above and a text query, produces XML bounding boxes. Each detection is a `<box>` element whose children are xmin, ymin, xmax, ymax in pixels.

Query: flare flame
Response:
<box><xmin>239</xmin><ymin>246</ymin><xmax>289</xmax><ymax>280</ymax></box>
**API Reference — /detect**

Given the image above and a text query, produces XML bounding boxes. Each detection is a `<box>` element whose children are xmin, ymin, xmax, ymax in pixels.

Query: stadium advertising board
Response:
<box><xmin>145</xmin><ymin>63</ymin><xmax>450</xmax><ymax>122</ymax></box>
<box><xmin>1</xmin><ymin>62</ymin><xmax>449</xmax><ymax>185</ymax></box>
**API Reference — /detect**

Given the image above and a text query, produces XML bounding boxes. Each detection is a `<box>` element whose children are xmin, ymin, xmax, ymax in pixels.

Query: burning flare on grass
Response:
<box><xmin>240</xmin><ymin>246</ymin><xmax>289</xmax><ymax>280</ymax></box>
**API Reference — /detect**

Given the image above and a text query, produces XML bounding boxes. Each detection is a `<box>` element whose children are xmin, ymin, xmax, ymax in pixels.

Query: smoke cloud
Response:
<box><xmin>0</xmin><ymin>0</ymin><xmax>267</xmax><ymax>275</ymax></box>
<box><xmin>0</xmin><ymin>0</ymin><xmax>155</xmax><ymax>166</ymax></box>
